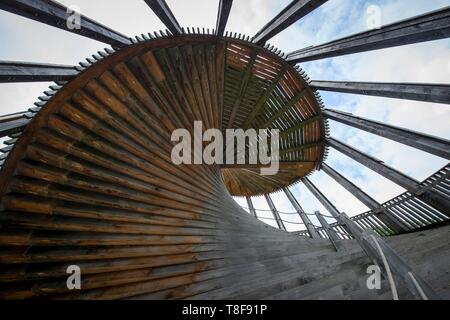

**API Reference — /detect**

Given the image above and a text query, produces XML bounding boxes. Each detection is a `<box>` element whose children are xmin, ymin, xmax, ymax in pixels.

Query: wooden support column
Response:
<box><xmin>283</xmin><ymin>187</ymin><xmax>320</xmax><ymax>238</ymax></box>
<box><xmin>253</xmin><ymin>0</ymin><xmax>328</xmax><ymax>45</ymax></box>
<box><xmin>0</xmin><ymin>112</ymin><xmax>29</xmax><ymax>138</ymax></box>
<box><xmin>0</xmin><ymin>0</ymin><xmax>131</xmax><ymax>48</ymax></box>
<box><xmin>303</xmin><ymin>177</ymin><xmax>340</xmax><ymax>218</ymax></box>
<box><xmin>322</xmin><ymin>163</ymin><xmax>409</xmax><ymax>233</ymax></box>
<box><xmin>264</xmin><ymin>194</ymin><xmax>286</xmax><ymax>231</ymax></box>
<box><xmin>313</xmin><ymin>82</ymin><xmax>450</xmax><ymax>105</ymax></box>
<box><xmin>287</xmin><ymin>6</ymin><xmax>450</xmax><ymax>63</ymax></box>
<box><xmin>246</xmin><ymin>196</ymin><xmax>258</xmax><ymax>218</ymax></box>
<box><xmin>144</xmin><ymin>0</ymin><xmax>182</xmax><ymax>35</ymax></box>
<box><xmin>0</xmin><ymin>61</ymin><xmax>77</xmax><ymax>83</ymax></box>
<box><xmin>328</xmin><ymin>138</ymin><xmax>450</xmax><ymax>217</ymax></box>
<box><xmin>216</xmin><ymin>0</ymin><xmax>233</xmax><ymax>36</ymax></box>
<box><xmin>315</xmin><ymin>211</ymin><xmax>343</xmax><ymax>251</ymax></box>
<box><xmin>324</xmin><ymin>109</ymin><xmax>450</xmax><ymax>158</ymax></box>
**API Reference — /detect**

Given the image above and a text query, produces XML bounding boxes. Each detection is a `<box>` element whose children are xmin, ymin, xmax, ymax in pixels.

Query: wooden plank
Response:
<box><xmin>265</xmin><ymin>194</ymin><xmax>286</xmax><ymax>231</ymax></box>
<box><xmin>328</xmin><ymin>138</ymin><xmax>450</xmax><ymax>217</ymax></box>
<box><xmin>315</xmin><ymin>211</ymin><xmax>343</xmax><ymax>251</ymax></box>
<box><xmin>322</xmin><ymin>163</ymin><xmax>409</xmax><ymax>233</ymax></box>
<box><xmin>314</xmin><ymin>82</ymin><xmax>450</xmax><ymax>105</ymax></box>
<box><xmin>144</xmin><ymin>0</ymin><xmax>182</xmax><ymax>35</ymax></box>
<box><xmin>284</xmin><ymin>187</ymin><xmax>320</xmax><ymax>238</ymax></box>
<box><xmin>0</xmin><ymin>112</ymin><xmax>29</xmax><ymax>138</ymax></box>
<box><xmin>324</xmin><ymin>108</ymin><xmax>450</xmax><ymax>159</ymax></box>
<box><xmin>216</xmin><ymin>0</ymin><xmax>234</xmax><ymax>36</ymax></box>
<box><xmin>254</xmin><ymin>0</ymin><xmax>328</xmax><ymax>44</ymax></box>
<box><xmin>287</xmin><ymin>6</ymin><xmax>450</xmax><ymax>63</ymax></box>
<box><xmin>0</xmin><ymin>0</ymin><xmax>131</xmax><ymax>47</ymax></box>
<box><xmin>0</xmin><ymin>61</ymin><xmax>77</xmax><ymax>83</ymax></box>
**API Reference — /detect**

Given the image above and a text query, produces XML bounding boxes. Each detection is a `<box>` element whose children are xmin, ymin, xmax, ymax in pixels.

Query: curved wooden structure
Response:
<box><xmin>0</xmin><ymin>35</ymin><xmax>325</xmax><ymax>299</ymax></box>
<box><xmin>0</xmin><ymin>1</ymin><xmax>449</xmax><ymax>300</ymax></box>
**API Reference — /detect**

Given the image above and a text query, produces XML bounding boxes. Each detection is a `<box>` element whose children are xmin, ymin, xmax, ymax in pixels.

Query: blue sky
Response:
<box><xmin>0</xmin><ymin>0</ymin><xmax>449</xmax><ymax>231</ymax></box>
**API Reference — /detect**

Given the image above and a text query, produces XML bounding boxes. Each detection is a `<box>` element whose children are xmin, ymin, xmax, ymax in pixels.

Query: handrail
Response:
<box><xmin>370</xmin><ymin>234</ymin><xmax>399</xmax><ymax>300</ymax></box>
<box><xmin>339</xmin><ymin>212</ymin><xmax>440</xmax><ymax>300</ymax></box>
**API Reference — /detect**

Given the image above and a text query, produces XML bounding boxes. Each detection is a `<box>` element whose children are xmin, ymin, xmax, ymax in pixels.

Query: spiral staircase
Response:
<box><xmin>0</xmin><ymin>0</ymin><xmax>449</xmax><ymax>300</ymax></box>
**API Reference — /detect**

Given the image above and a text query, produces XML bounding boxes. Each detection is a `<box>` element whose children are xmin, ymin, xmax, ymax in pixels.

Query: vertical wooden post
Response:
<box><xmin>315</xmin><ymin>211</ymin><xmax>344</xmax><ymax>251</ymax></box>
<box><xmin>265</xmin><ymin>194</ymin><xmax>286</xmax><ymax>231</ymax></box>
<box><xmin>246</xmin><ymin>196</ymin><xmax>258</xmax><ymax>218</ymax></box>
<box><xmin>284</xmin><ymin>187</ymin><xmax>320</xmax><ymax>239</ymax></box>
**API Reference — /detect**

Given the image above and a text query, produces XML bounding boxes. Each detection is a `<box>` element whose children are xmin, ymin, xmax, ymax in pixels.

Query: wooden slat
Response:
<box><xmin>216</xmin><ymin>0</ymin><xmax>234</xmax><ymax>36</ymax></box>
<box><xmin>254</xmin><ymin>0</ymin><xmax>328</xmax><ymax>44</ymax></box>
<box><xmin>312</xmin><ymin>81</ymin><xmax>450</xmax><ymax>105</ymax></box>
<box><xmin>0</xmin><ymin>36</ymin><xmax>328</xmax><ymax>300</ymax></box>
<box><xmin>287</xmin><ymin>6</ymin><xmax>450</xmax><ymax>63</ymax></box>
<box><xmin>144</xmin><ymin>0</ymin><xmax>182</xmax><ymax>35</ymax></box>
<box><xmin>0</xmin><ymin>61</ymin><xmax>77</xmax><ymax>83</ymax></box>
<box><xmin>0</xmin><ymin>0</ymin><xmax>131</xmax><ymax>48</ymax></box>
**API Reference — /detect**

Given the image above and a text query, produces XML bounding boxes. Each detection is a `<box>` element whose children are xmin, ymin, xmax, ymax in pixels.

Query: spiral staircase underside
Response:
<box><xmin>0</xmin><ymin>35</ymin><xmax>328</xmax><ymax>299</ymax></box>
<box><xmin>0</xmin><ymin>0</ymin><xmax>449</xmax><ymax>300</ymax></box>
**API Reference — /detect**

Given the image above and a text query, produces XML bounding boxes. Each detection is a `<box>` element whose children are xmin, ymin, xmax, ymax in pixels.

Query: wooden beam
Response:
<box><xmin>221</xmin><ymin>161</ymin><xmax>314</xmax><ymax>170</ymax></box>
<box><xmin>0</xmin><ymin>112</ymin><xmax>29</xmax><ymax>138</ymax></box>
<box><xmin>303</xmin><ymin>177</ymin><xmax>340</xmax><ymax>218</ymax></box>
<box><xmin>287</xmin><ymin>6</ymin><xmax>450</xmax><ymax>63</ymax></box>
<box><xmin>216</xmin><ymin>0</ymin><xmax>233</xmax><ymax>36</ymax></box>
<box><xmin>315</xmin><ymin>211</ymin><xmax>343</xmax><ymax>251</ymax></box>
<box><xmin>328</xmin><ymin>138</ymin><xmax>420</xmax><ymax>192</ymax></box>
<box><xmin>327</xmin><ymin>138</ymin><xmax>450</xmax><ymax>217</ymax></box>
<box><xmin>280</xmin><ymin>142</ymin><xmax>323</xmax><ymax>156</ymax></box>
<box><xmin>0</xmin><ymin>61</ymin><xmax>77</xmax><ymax>83</ymax></box>
<box><xmin>242</xmin><ymin>68</ymin><xmax>288</xmax><ymax>129</ymax></box>
<box><xmin>144</xmin><ymin>0</ymin><xmax>182</xmax><ymax>35</ymax></box>
<box><xmin>246</xmin><ymin>197</ymin><xmax>258</xmax><ymax>218</ymax></box>
<box><xmin>0</xmin><ymin>0</ymin><xmax>131</xmax><ymax>48</ymax></box>
<box><xmin>322</xmin><ymin>163</ymin><xmax>378</xmax><ymax>209</ymax></box>
<box><xmin>324</xmin><ymin>109</ymin><xmax>450</xmax><ymax>159</ymax></box>
<box><xmin>313</xmin><ymin>81</ymin><xmax>450</xmax><ymax>105</ymax></box>
<box><xmin>253</xmin><ymin>0</ymin><xmax>328</xmax><ymax>45</ymax></box>
<box><xmin>322</xmin><ymin>163</ymin><xmax>409</xmax><ymax>232</ymax></box>
<box><xmin>265</xmin><ymin>194</ymin><xmax>286</xmax><ymax>231</ymax></box>
<box><xmin>284</xmin><ymin>187</ymin><xmax>321</xmax><ymax>238</ymax></box>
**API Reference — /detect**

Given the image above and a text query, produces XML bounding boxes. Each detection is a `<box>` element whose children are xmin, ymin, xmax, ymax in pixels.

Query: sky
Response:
<box><xmin>0</xmin><ymin>0</ymin><xmax>449</xmax><ymax>231</ymax></box>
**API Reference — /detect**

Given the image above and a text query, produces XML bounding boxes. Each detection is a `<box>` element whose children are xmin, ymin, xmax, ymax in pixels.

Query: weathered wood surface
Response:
<box><xmin>0</xmin><ymin>0</ymin><xmax>131</xmax><ymax>48</ymax></box>
<box><xmin>287</xmin><ymin>6</ymin><xmax>450</xmax><ymax>63</ymax></box>
<box><xmin>0</xmin><ymin>61</ymin><xmax>77</xmax><ymax>83</ymax></box>
<box><xmin>322</xmin><ymin>163</ymin><xmax>409</xmax><ymax>233</ymax></box>
<box><xmin>313</xmin><ymin>81</ymin><xmax>450</xmax><ymax>105</ymax></box>
<box><xmin>216</xmin><ymin>0</ymin><xmax>234</xmax><ymax>36</ymax></box>
<box><xmin>0</xmin><ymin>35</ymin><xmax>328</xmax><ymax>299</ymax></box>
<box><xmin>328</xmin><ymin>138</ymin><xmax>450</xmax><ymax>217</ymax></box>
<box><xmin>323</xmin><ymin>109</ymin><xmax>450</xmax><ymax>159</ymax></box>
<box><xmin>254</xmin><ymin>0</ymin><xmax>328</xmax><ymax>45</ymax></box>
<box><xmin>144</xmin><ymin>0</ymin><xmax>182</xmax><ymax>35</ymax></box>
